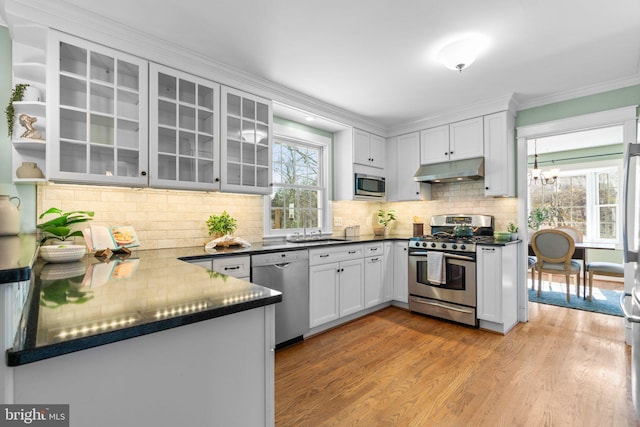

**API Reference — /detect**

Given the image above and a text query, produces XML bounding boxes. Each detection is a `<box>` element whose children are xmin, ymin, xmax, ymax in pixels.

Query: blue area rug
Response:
<box><xmin>528</xmin><ymin>287</ymin><xmax>623</xmax><ymax>317</ymax></box>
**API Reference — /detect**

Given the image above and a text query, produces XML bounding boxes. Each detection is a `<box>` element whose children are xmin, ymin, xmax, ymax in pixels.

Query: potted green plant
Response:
<box><xmin>37</xmin><ymin>207</ymin><xmax>95</xmax><ymax>245</ymax></box>
<box><xmin>206</xmin><ymin>210</ymin><xmax>238</xmax><ymax>237</ymax></box>
<box><xmin>374</xmin><ymin>209</ymin><xmax>396</xmax><ymax>236</ymax></box>
<box><xmin>507</xmin><ymin>222</ymin><xmax>519</xmax><ymax>241</ymax></box>
<box><xmin>5</xmin><ymin>83</ymin><xmax>29</xmax><ymax>137</ymax></box>
<box><xmin>527</xmin><ymin>206</ymin><xmax>551</xmax><ymax>231</ymax></box>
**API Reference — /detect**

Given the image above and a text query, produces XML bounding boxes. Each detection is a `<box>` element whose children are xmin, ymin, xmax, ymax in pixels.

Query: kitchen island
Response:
<box><xmin>1</xmin><ymin>243</ymin><xmax>281</xmax><ymax>427</ymax></box>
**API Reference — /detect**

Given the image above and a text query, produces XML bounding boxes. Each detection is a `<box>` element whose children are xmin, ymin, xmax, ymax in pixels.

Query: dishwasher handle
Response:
<box><xmin>274</xmin><ymin>262</ymin><xmax>292</xmax><ymax>269</ymax></box>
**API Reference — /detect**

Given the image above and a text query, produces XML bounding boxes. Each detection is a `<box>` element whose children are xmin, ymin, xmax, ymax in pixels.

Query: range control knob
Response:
<box><xmin>451</xmin><ymin>244</ymin><xmax>458</xmax><ymax>250</ymax></box>
<box><xmin>430</xmin><ymin>243</ymin><xmax>436</xmax><ymax>248</ymax></box>
<box><xmin>441</xmin><ymin>243</ymin><xmax>447</xmax><ymax>249</ymax></box>
<box><xmin>421</xmin><ymin>242</ymin><xmax>427</xmax><ymax>247</ymax></box>
<box><xmin>460</xmin><ymin>245</ymin><xmax>466</xmax><ymax>251</ymax></box>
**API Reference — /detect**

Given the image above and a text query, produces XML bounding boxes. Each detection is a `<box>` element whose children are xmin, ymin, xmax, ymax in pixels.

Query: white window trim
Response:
<box><xmin>263</xmin><ymin>122</ymin><xmax>332</xmax><ymax>240</ymax></box>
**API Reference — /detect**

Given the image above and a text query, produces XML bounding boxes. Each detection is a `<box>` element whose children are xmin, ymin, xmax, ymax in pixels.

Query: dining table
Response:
<box><xmin>528</xmin><ymin>241</ymin><xmax>617</xmax><ymax>298</ymax></box>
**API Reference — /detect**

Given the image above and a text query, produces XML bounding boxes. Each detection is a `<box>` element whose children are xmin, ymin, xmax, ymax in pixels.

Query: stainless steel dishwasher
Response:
<box><xmin>251</xmin><ymin>250</ymin><xmax>309</xmax><ymax>347</ymax></box>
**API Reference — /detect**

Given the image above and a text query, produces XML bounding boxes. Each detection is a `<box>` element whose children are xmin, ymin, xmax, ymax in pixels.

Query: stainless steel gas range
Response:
<box><xmin>408</xmin><ymin>214</ymin><xmax>494</xmax><ymax>327</ymax></box>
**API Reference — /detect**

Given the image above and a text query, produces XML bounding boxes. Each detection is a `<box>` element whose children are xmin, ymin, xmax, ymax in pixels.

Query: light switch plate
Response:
<box><xmin>333</xmin><ymin>217</ymin><xmax>343</xmax><ymax>226</ymax></box>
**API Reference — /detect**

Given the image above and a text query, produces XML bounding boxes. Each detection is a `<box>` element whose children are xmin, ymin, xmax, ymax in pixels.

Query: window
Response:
<box><xmin>265</xmin><ymin>123</ymin><xmax>331</xmax><ymax>236</ymax></box>
<box><xmin>529</xmin><ymin>165</ymin><xmax>621</xmax><ymax>242</ymax></box>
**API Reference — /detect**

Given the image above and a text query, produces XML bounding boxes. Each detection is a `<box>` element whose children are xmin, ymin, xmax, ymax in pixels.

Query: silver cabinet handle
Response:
<box><xmin>620</xmin><ymin>292</ymin><xmax>640</xmax><ymax>323</ymax></box>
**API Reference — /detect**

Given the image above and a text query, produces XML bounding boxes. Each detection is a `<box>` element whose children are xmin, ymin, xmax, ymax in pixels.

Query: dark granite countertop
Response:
<box><xmin>5</xmin><ymin>234</ymin><xmax>411</xmax><ymax>366</ymax></box>
<box><xmin>0</xmin><ymin>235</ymin><xmax>38</xmax><ymax>284</ymax></box>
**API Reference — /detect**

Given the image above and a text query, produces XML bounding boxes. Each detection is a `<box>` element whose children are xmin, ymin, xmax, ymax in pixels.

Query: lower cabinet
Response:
<box><xmin>364</xmin><ymin>253</ymin><xmax>384</xmax><ymax>308</ymax></box>
<box><xmin>186</xmin><ymin>255</ymin><xmax>250</xmax><ymax>280</ymax></box>
<box><xmin>393</xmin><ymin>241</ymin><xmax>409</xmax><ymax>303</ymax></box>
<box><xmin>476</xmin><ymin>243</ymin><xmax>519</xmax><ymax>334</ymax></box>
<box><xmin>309</xmin><ymin>245</ymin><xmax>364</xmax><ymax>328</ymax></box>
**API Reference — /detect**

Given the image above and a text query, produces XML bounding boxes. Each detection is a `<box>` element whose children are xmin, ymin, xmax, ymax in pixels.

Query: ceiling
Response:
<box><xmin>14</xmin><ymin>0</ymin><xmax>640</xmax><ymax>131</ymax></box>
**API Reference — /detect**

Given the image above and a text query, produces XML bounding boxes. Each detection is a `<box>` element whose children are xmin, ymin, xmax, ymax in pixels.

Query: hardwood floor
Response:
<box><xmin>275</xmin><ymin>304</ymin><xmax>638</xmax><ymax>426</ymax></box>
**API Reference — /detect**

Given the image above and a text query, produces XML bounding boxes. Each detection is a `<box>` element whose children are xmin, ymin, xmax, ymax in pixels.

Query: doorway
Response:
<box><xmin>515</xmin><ymin>106</ymin><xmax>637</xmax><ymax>337</ymax></box>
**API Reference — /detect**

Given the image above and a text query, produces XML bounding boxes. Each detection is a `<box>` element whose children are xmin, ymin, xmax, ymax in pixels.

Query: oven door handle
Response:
<box><xmin>412</xmin><ymin>298</ymin><xmax>474</xmax><ymax>314</ymax></box>
<box><xmin>443</xmin><ymin>253</ymin><xmax>475</xmax><ymax>262</ymax></box>
<box><xmin>409</xmin><ymin>252</ymin><xmax>475</xmax><ymax>262</ymax></box>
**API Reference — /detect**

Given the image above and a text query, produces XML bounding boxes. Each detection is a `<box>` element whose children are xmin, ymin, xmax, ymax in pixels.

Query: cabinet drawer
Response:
<box><xmin>309</xmin><ymin>244</ymin><xmax>363</xmax><ymax>266</ymax></box>
<box><xmin>363</xmin><ymin>242</ymin><xmax>383</xmax><ymax>256</ymax></box>
<box><xmin>212</xmin><ymin>256</ymin><xmax>251</xmax><ymax>278</ymax></box>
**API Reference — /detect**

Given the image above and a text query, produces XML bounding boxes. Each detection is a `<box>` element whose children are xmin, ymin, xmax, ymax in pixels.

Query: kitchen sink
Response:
<box><xmin>285</xmin><ymin>237</ymin><xmax>347</xmax><ymax>244</ymax></box>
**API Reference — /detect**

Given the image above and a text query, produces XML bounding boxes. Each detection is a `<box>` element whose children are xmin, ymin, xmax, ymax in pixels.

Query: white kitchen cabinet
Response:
<box><xmin>10</xmin><ymin>24</ymin><xmax>48</xmax><ymax>183</ymax></box>
<box><xmin>48</xmin><ymin>32</ymin><xmax>149</xmax><ymax>185</ymax></box>
<box><xmin>149</xmin><ymin>63</ymin><xmax>221</xmax><ymax>190</ymax></box>
<box><xmin>388</xmin><ymin>132</ymin><xmax>431</xmax><ymax>201</ymax></box>
<box><xmin>420</xmin><ymin>117</ymin><xmax>484</xmax><ymax>165</ymax></box>
<box><xmin>220</xmin><ymin>86</ymin><xmax>272</xmax><ymax>194</ymax></box>
<box><xmin>334</xmin><ymin>128</ymin><xmax>386</xmax><ymax>201</ymax></box>
<box><xmin>364</xmin><ymin>243</ymin><xmax>385</xmax><ymax>308</ymax></box>
<box><xmin>354</xmin><ymin>129</ymin><xmax>385</xmax><ymax>169</ymax></box>
<box><xmin>339</xmin><ymin>258</ymin><xmax>365</xmax><ymax>316</ymax></box>
<box><xmin>383</xmin><ymin>241</ymin><xmax>394</xmax><ymax>302</ymax></box>
<box><xmin>309</xmin><ymin>245</ymin><xmax>364</xmax><ymax>328</ymax></box>
<box><xmin>393</xmin><ymin>241</ymin><xmax>409</xmax><ymax>303</ymax></box>
<box><xmin>483</xmin><ymin>111</ymin><xmax>516</xmax><ymax>197</ymax></box>
<box><xmin>476</xmin><ymin>243</ymin><xmax>519</xmax><ymax>334</ymax></box>
<box><xmin>213</xmin><ymin>255</ymin><xmax>251</xmax><ymax>280</ymax></box>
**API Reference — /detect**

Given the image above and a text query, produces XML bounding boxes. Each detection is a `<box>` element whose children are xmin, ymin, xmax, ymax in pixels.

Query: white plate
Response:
<box><xmin>39</xmin><ymin>245</ymin><xmax>86</xmax><ymax>263</ymax></box>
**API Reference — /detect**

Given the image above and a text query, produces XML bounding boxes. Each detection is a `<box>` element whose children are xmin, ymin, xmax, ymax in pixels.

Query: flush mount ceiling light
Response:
<box><xmin>436</xmin><ymin>35</ymin><xmax>489</xmax><ymax>72</ymax></box>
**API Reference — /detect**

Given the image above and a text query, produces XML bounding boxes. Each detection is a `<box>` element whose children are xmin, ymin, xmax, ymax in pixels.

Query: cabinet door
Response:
<box><xmin>383</xmin><ymin>242</ymin><xmax>394</xmax><ymax>301</ymax></box>
<box><xmin>369</xmin><ymin>134</ymin><xmax>385</xmax><ymax>169</ymax></box>
<box><xmin>483</xmin><ymin>111</ymin><xmax>515</xmax><ymax>197</ymax></box>
<box><xmin>309</xmin><ymin>263</ymin><xmax>340</xmax><ymax>327</ymax></box>
<box><xmin>339</xmin><ymin>258</ymin><xmax>364</xmax><ymax>317</ymax></box>
<box><xmin>49</xmin><ymin>33</ymin><xmax>149</xmax><ymax>185</ymax></box>
<box><xmin>393</xmin><ymin>242</ymin><xmax>408</xmax><ymax>303</ymax></box>
<box><xmin>396</xmin><ymin>132</ymin><xmax>424</xmax><ymax>201</ymax></box>
<box><xmin>449</xmin><ymin>117</ymin><xmax>484</xmax><ymax>161</ymax></box>
<box><xmin>364</xmin><ymin>255</ymin><xmax>384</xmax><ymax>308</ymax></box>
<box><xmin>476</xmin><ymin>246</ymin><xmax>502</xmax><ymax>322</ymax></box>
<box><xmin>420</xmin><ymin>125</ymin><xmax>449</xmax><ymax>164</ymax></box>
<box><xmin>149</xmin><ymin>64</ymin><xmax>220</xmax><ymax>190</ymax></box>
<box><xmin>221</xmin><ymin>87</ymin><xmax>272</xmax><ymax>194</ymax></box>
<box><xmin>353</xmin><ymin>129</ymin><xmax>371</xmax><ymax>166</ymax></box>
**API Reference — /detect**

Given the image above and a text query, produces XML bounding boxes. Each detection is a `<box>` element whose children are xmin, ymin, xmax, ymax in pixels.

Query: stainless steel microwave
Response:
<box><xmin>355</xmin><ymin>173</ymin><xmax>385</xmax><ymax>198</ymax></box>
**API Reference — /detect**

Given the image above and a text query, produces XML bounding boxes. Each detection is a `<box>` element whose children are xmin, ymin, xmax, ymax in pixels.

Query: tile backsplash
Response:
<box><xmin>38</xmin><ymin>180</ymin><xmax>517</xmax><ymax>250</ymax></box>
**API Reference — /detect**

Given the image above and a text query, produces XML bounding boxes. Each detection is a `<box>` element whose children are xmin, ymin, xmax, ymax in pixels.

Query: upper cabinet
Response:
<box><xmin>220</xmin><ymin>87</ymin><xmax>272</xmax><ymax>194</ymax></box>
<box><xmin>149</xmin><ymin>64</ymin><xmax>221</xmax><ymax>190</ymax></box>
<box><xmin>353</xmin><ymin>129</ymin><xmax>385</xmax><ymax>169</ymax></box>
<box><xmin>48</xmin><ymin>33</ymin><xmax>149</xmax><ymax>185</ymax></box>
<box><xmin>483</xmin><ymin>111</ymin><xmax>516</xmax><ymax>197</ymax></box>
<box><xmin>386</xmin><ymin>132</ymin><xmax>431</xmax><ymax>202</ymax></box>
<box><xmin>10</xmin><ymin>24</ymin><xmax>48</xmax><ymax>183</ymax></box>
<box><xmin>420</xmin><ymin>117</ymin><xmax>484</xmax><ymax>165</ymax></box>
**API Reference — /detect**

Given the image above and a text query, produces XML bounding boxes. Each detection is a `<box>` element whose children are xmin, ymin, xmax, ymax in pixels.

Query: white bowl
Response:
<box><xmin>39</xmin><ymin>245</ymin><xmax>86</xmax><ymax>263</ymax></box>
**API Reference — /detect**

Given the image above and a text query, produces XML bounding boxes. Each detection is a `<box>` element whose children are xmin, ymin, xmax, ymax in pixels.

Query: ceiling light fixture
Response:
<box><xmin>436</xmin><ymin>35</ymin><xmax>488</xmax><ymax>73</ymax></box>
<box><xmin>529</xmin><ymin>139</ymin><xmax>559</xmax><ymax>186</ymax></box>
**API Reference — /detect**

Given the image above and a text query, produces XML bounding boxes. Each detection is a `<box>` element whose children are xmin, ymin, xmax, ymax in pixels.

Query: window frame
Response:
<box><xmin>263</xmin><ymin>122</ymin><xmax>332</xmax><ymax>239</ymax></box>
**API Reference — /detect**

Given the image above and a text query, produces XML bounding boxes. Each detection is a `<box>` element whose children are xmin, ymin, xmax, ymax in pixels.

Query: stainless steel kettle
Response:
<box><xmin>453</xmin><ymin>225</ymin><xmax>474</xmax><ymax>237</ymax></box>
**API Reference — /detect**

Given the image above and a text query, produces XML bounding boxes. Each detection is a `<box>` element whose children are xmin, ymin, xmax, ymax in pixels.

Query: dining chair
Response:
<box><xmin>586</xmin><ymin>262</ymin><xmax>624</xmax><ymax>301</ymax></box>
<box><xmin>531</xmin><ymin>229</ymin><xmax>581</xmax><ymax>302</ymax></box>
<box><xmin>553</xmin><ymin>226</ymin><xmax>583</xmax><ymax>243</ymax></box>
<box><xmin>528</xmin><ymin>256</ymin><xmax>537</xmax><ymax>289</ymax></box>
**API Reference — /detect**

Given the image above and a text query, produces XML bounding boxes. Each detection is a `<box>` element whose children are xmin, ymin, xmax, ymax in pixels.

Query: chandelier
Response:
<box><xmin>529</xmin><ymin>139</ymin><xmax>559</xmax><ymax>185</ymax></box>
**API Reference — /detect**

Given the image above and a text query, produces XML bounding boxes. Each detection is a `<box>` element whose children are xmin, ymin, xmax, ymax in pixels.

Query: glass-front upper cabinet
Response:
<box><xmin>48</xmin><ymin>33</ymin><xmax>149</xmax><ymax>185</ymax></box>
<box><xmin>149</xmin><ymin>64</ymin><xmax>220</xmax><ymax>190</ymax></box>
<box><xmin>221</xmin><ymin>86</ymin><xmax>272</xmax><ymax>194</ymax></box>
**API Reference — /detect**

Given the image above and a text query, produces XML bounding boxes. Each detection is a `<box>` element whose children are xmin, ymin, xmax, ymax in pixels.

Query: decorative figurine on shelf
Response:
<box><xmin>19</xmin><ymin>114</ymin><xmax>43</xmax><ymax>140</ymax></box>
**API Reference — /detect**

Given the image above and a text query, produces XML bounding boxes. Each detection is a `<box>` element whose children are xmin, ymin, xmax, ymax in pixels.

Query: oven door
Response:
<box><xmin>408</xmin><ymin>251</ymin><xmax>476</xmax><ymax>307</ymax></box>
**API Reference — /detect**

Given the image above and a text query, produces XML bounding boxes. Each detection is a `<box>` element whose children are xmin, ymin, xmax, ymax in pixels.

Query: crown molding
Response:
<box><xmin>514</xmin><ymin>75</ymin><xmax>640</xmax><ymax>111</ymax></box>
<box><xmin>2</xmin><ymin>0</ymin><xmax>386</xmax><ymax>135</ymax></box>
<box><xmin>386</xmin><ymin>93</ymin><xmax>515</xmax><ymax>137</ymax></box>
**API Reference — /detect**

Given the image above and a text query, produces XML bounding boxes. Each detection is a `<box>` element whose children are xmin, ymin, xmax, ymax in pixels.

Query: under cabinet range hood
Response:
<box><xmin>413</xmin><ymin>157</ymin><xmax>484</xmax><ymax>183</ymax></box>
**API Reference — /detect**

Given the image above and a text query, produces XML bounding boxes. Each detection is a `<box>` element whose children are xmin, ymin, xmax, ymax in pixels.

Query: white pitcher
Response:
<box><xmin>0</xmin><ymin>195</ymin><xmax>21</xmax><ymax>236</ymax></box>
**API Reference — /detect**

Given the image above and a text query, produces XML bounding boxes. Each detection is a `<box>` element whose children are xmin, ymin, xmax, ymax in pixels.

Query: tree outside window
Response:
<box><xmin>270</xmin><ymin>138</ymin><xmax>324</xmax><ymax>231</ymax></box>
<box><xmin>528</xmin><ymin>167</ymin><xmax>619</xmax><ymax>242</ymax></box>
